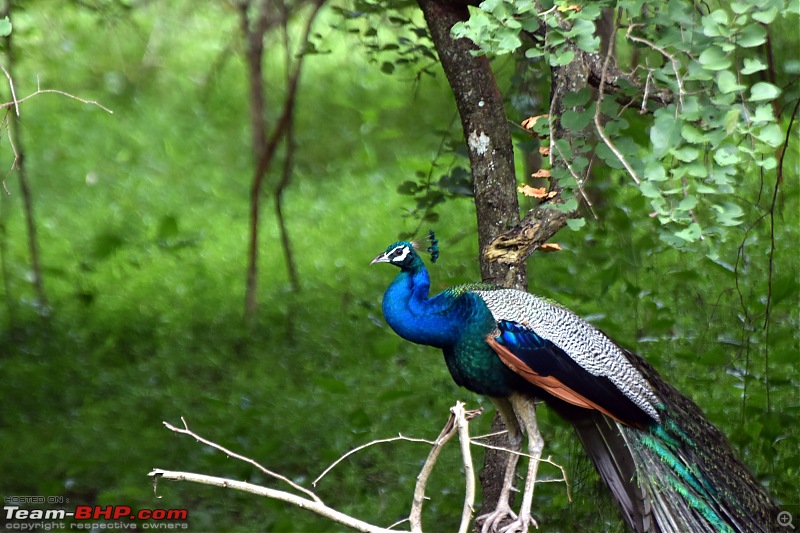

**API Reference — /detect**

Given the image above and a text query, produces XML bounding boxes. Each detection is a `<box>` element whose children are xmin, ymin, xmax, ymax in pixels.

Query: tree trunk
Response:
<box><xmin>241</xmin><ymin>0</ymin><xmax>271</xmax><ymax>323</ymax></box>
<box><xmin>3</xmin><ymin>4</ymin><xmax>48</xmax><ymax>316</ymax></box>
<box><xmin>416</xmin><ymin>0</ymin><xmax>528</xmax><ymax>520</ymax></box>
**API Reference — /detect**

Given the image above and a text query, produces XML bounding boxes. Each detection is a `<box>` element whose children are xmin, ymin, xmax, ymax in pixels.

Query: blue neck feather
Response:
<box><xmin>381</xmin><ymin>264</ymin><xmax>462</xmax><ymax>349</ymax></box>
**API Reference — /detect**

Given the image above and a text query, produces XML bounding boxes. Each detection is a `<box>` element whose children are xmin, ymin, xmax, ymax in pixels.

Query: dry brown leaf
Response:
<box><xmin>521</xmin><ymin>114</ymin><xmax>549</xmax><ymax>131</ymax></box>
<box><xmin>558</xmin><ymin>4</ymin><xmax>581</xmax><ymax>12</ymax></box>
<box><xmin>547</xmin><ymin>190</ymin><xmax>558</xmax><ymax>199</ymax></box>
<box><xmin>539</xmin><ymin>243</ymin><xmax>563</xmax><ymax>253</ymax></box>
<box><xmin>538</xmin><ymin>146</ymin><xmax>550</xmax><ymax>156</ymax></box>
<box><xmin>531</xmin><ymin>169</ymin><xmax>551</xmax><ymax>179</ymax></box>
<box><xmin>518</xmin><ymin>184</ymin><xmax>548</xmax><ymax>198</ymax></box>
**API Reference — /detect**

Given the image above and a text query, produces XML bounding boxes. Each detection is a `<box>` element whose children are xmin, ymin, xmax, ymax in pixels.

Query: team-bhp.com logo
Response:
<box><xmin>4</xmin><ymin>504</ymin><xmax>188</xmax><ymax>530</ymax></box>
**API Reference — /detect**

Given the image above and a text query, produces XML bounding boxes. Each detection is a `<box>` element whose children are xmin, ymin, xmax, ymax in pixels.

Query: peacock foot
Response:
<box><xmin>477</xmin><ymin>504</ymin><xmax>522</xmax><ymax>533</ymax></box>
<box><xmin>499</xmin><ymin>512</ymin><xmax>538</xmax><ymax>533</ymax></box>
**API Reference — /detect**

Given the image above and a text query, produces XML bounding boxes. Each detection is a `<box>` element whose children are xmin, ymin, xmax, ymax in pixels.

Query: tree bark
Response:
<box><xmin>416</xmin><ymin>0</ymin><xmax>527</xmax><ymax>520</ymax></box>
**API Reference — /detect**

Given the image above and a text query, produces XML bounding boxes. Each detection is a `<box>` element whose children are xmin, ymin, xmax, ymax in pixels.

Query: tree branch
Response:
<box><xmin>243</xmin><ymin>0</ymin><xmax>325</xmax><ymax>321</ymax></box>
<box><xmin>153</xmin><ymin>404</ymin><xmax>485</xmax><ymax>533</ymax></box>
<box><xmin>162</xmin><ymin>417</ymin><xmax>320</xmax><ymax>502</ymax></box>
<box><xmin>149</xmin><ymin>469</ymin><xmax>395</xmax><ymax>533</ymax></box>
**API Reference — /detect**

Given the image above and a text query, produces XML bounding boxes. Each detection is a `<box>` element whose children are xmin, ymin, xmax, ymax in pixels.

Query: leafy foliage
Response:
<box><xmin>454</xmin><ymin>0</ymin><xmax>798</xmax><ymax>252</ymax></box>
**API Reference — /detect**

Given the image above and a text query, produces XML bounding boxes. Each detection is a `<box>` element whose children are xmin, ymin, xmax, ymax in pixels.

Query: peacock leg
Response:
<box><xmin>478</xmin><ymin>397</ymin><xmax>523</xmax><ymax>533</ymax></box>
<box><xmin>499</xmin><ymin>394</ymin><xmax>542</xmax><ymax>533</ymax></box>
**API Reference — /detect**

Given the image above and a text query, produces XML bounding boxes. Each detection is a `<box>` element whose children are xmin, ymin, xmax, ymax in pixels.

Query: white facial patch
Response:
<box><xmin>390</xmin><ymin>245</ymin><xmax>410</xmax><ymax>263</ymax></box>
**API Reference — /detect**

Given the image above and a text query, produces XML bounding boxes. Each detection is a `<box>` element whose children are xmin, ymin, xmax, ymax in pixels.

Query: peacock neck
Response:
<box><xmin>381</xmin><ymin>265</ymin><xmax>461</xmax><ymax>349</ymax></box>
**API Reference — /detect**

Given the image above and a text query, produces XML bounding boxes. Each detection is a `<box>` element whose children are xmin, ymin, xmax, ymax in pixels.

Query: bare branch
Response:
<box><xmin>552</xmin><ymin>140</ymin><xmax>598</xmax><ymax>220</ymax></box>
<box><xmin>409</xmin><ymin>407</ymin><xmax>460</xmax><ymax>532</ymax></box>
<box><xmin>2</xmin><ymin>109</ymin><xmax>18</xmax><ymax>195</ymax></box>
<box><xmin>454</xmin><ymin>402</ymin><xmax>476</xmax><ymax>533</ymax></box>
<box><xmin>0</xmin><ymin>64</ymin><xmax>18</xmax><ymax>116</ymax></box>
<box><xmin>156</xmin><ymin>404</ymin><xmax>488</xmax><ymax>533</ymax></box>
<box><xmin>595</xmin><ymin>12</ymin><xmax>641</xmax><ymax>185</ymax></box>
<box><xmin>314</xmin><ymin>434</ymin><xmax>437</xmax><ymax>488</ymax></box>
<box><xmin>625</xmin><ymin>25</ymin><xmax>685</xmax><ymax>111</ymax></box>
<box><xmin>0</xmin><ymin>85</ymin><xmax>113</xmax><ymax>114</ymax></box>
<box><xmin>149</xmin><ymin>469</ymin><xmax>396</xmax><ymax>533</ymax></box>
<box><xmin>0</xmin><ymin>72</ymin><xmax>113</xmax><ymax>194</ymax></box>
<box><xmin>163</xmin><ymin>417</ymin><xmax>321</xmax><ymax>503</ymax></box>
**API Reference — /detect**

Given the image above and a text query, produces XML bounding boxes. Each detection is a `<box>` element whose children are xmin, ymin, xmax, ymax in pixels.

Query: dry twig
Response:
<box><xmin>0</xmin><ymin>72</ymin><xmax>113</xmax><ymax>194</ymax></box>
<box><xmin>594</xmin><ymin>11</ymin><xmax>641</xmax><ymax>185</ymax></box>
<box><xmin>152</xmin><ymin>403</ymin><xmax>495</xmax><ymax>533</ymax></box>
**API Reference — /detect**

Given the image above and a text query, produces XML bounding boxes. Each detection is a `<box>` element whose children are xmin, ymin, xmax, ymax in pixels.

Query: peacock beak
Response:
<box><xmin>371</xmin><ymin>252</ymin><xmax>390</xmax><ymax>265</ymax></box>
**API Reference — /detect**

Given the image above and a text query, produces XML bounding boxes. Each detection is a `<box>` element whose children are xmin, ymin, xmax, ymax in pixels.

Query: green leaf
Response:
<box><xmin>755</xmin><ymin>123</ymin><xmax>784</xmax><ymax>147</ymax></box>
<box><xmin>716</xmin><ymin>70</ymin><xmax>745</xmax><ymax>93</ymax></box>
<box><xmin>757</xmin><ymin>156</ymin><xmax>777</xmax><ymax>170</ymax></box>
<box><xmin>550</xmin><ymin>49</ymin><xmax>575</xmax><ymax>66</ymax></box>
<box><xmin>752</xmin><ymin>7</ymin><xmax>779</xmax><ymax>24</ymax></box>
<box><xmin>686</xmin><ymin>163</ymin><xmax>708</xmax><ymax>178</ymax></box>
<box><xmin>681</xmin><ymin>124</ymin><xmax>706</xmax><ymax>143</ymax></box>
<box><xmin>737</xmin><ymin>24</ymin><xmax>767</xmax><ymax>48</ymax></box>
<box><xmin>674</xmin><ymin>223</ymin><xmax>702</xmax><ymax>242</ymax></box>
<box><xmin>566</xmin><ymin>218</ymin><xmax>586</xmax><ymax>231</ymax></box>
<box><xmin>713</xmin><ymin>202</ymin><xmax>744</xmax><ymax>226</ymax></box>
<box><xmin>678</xmin><ymin>196</ymin><xmax>697</xmax><ymax>211</ymax></box>
<box><xmin>380</xmin><ymin>61</ymin><xmax>395</xmax><ymax>75</ymax></box>
<box><xmin>525</xmin><ymin>46</ymin><xmax>545</xmax><ymax>59</ymax></box>
<box><xmin>753</xmin><ymin>104</ymin><xmax>776</xmax><ymax>123</ymax></box>
<box><xmin>566</xmin><ymin>18</ymin><xmax>600</xmax><ymax>52</ymax></box>
<box><xmin>671</xmin><ymin>146</ymin><xmax>699</xmax><ymax>162</ymax></box>
<box><xmin>730</xmin><ymin>3</ymin><xmax>748</xmax><ymax>15</ymax></box>
<box><xmin>561</xmin><ymin>108</ymin><xmax>593</xmax><ymax>131</ymax></box>
<box><xmin>713</xmin><ymin>145</ymin><xmax>740</xmax><ymax>165</ymax></box>
<box><xmin>703</xmin><ymin>9</ymin><xmax>730</xmax><ymax>37</ymax></box>
<box><xmin>640</xmin><ymin>181</ymin><xmax>661</xmax><ymax>199</ymax></box>
<box><xmin>397</xmin><ymin>181</ymin><xmax>419</xmax><ymax>195</ymax></box>
<box><xmin>0</xmin><ymin>17</ymin><xmax>10</xmax><ymax>37</ymax></box>
<box><xmin>553</xmin><ymin>138</ymin><xmax>573</xmax><ymax>160</ymax></box>
<box><xmin>698</xmin><ymin>46</ymin><xmax>731</xmax><ymax>71</ymax></box>
<box><xmin>724</xmin><ymin>108</ymin><xmax>741</xmax><ymax>134</ymax></box>
<box><xmin>645</xmin><ymin>164</ymin><xmax>667</xmax><ymax>182</ymax></box>
<box><xmin>650</xmin><ymin>108</ymin><xmax>682</xmax><ymax>159</ymax></box>
<box><xmin>749</xmin><ymin>82</ymin><xmax>781</xmax><ymax>101</ymax></box>
<box><xmin>563</xmin><ymin>88</ymin><xmax>591</xmax><ymax>108</ymax></box>
<box><xmin>497</xmin><ymin>30</ymin><xmax>522</xmax><ymax>53</ymax></box>
<box><xmin>741</xmin><ymin>57</ymin><xmax>767</xmax><ymax>75</ymax></box>
<box><xmin>551</xmin><ymin>197</ymin><xmax>579</xmax><ymax>213</ymax></box>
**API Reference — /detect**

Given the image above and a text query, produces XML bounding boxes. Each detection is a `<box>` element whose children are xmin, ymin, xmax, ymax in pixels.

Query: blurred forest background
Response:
<box><xmin>0</xmin><ymin>0</ymin><xmax>797</xmax><ymax>531</ymax></box>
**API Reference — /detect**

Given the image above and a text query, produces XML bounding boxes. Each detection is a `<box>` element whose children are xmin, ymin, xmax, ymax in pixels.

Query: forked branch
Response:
<box><xmin>150</xmin><ymin>404</ymin><xmax>569</xmax><ymax>532</ymax></box>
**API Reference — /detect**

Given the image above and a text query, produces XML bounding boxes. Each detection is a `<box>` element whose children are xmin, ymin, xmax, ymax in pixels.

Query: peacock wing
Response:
<box><xmin>486</xmin><ymin>320</ymin><xmax>652</xmax><ymax>428</ymax></box>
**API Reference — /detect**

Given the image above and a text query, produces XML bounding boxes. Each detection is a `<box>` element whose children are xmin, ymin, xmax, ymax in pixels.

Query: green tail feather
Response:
<box><xmin>619</xmin><ymin>349</ymin><xmax>781</xmax><ymax>532</ymax></box>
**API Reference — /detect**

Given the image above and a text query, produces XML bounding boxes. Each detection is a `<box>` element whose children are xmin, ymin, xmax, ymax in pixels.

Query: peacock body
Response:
<box><xmin>372</xmin><ymin>240</ymin><xmax>780</xmax><ymax>533</ymax></box>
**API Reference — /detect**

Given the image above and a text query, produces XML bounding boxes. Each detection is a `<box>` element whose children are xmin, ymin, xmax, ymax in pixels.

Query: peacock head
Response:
<box><xmin>371</xmin><ymin>242</ymin><xmax>422</xmax><ymax>270</ymax></box>
<box><xmin>372</xmin><ymin>231</ymin><xmax>438</xmax><ymax>270</ymax></box>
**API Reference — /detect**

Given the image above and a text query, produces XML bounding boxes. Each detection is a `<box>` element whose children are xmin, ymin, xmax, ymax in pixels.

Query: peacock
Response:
<box><xmin>372</xmin><ymin>234</ymin><xmax>780</xmax><ymax>533</ymax></box>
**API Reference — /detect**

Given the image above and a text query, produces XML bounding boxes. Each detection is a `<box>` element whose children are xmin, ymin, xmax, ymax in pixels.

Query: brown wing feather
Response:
<box><xmin>486</xmin><ymin>336</ymin><xmax>633</xmax><ymax>427</ymax></box>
